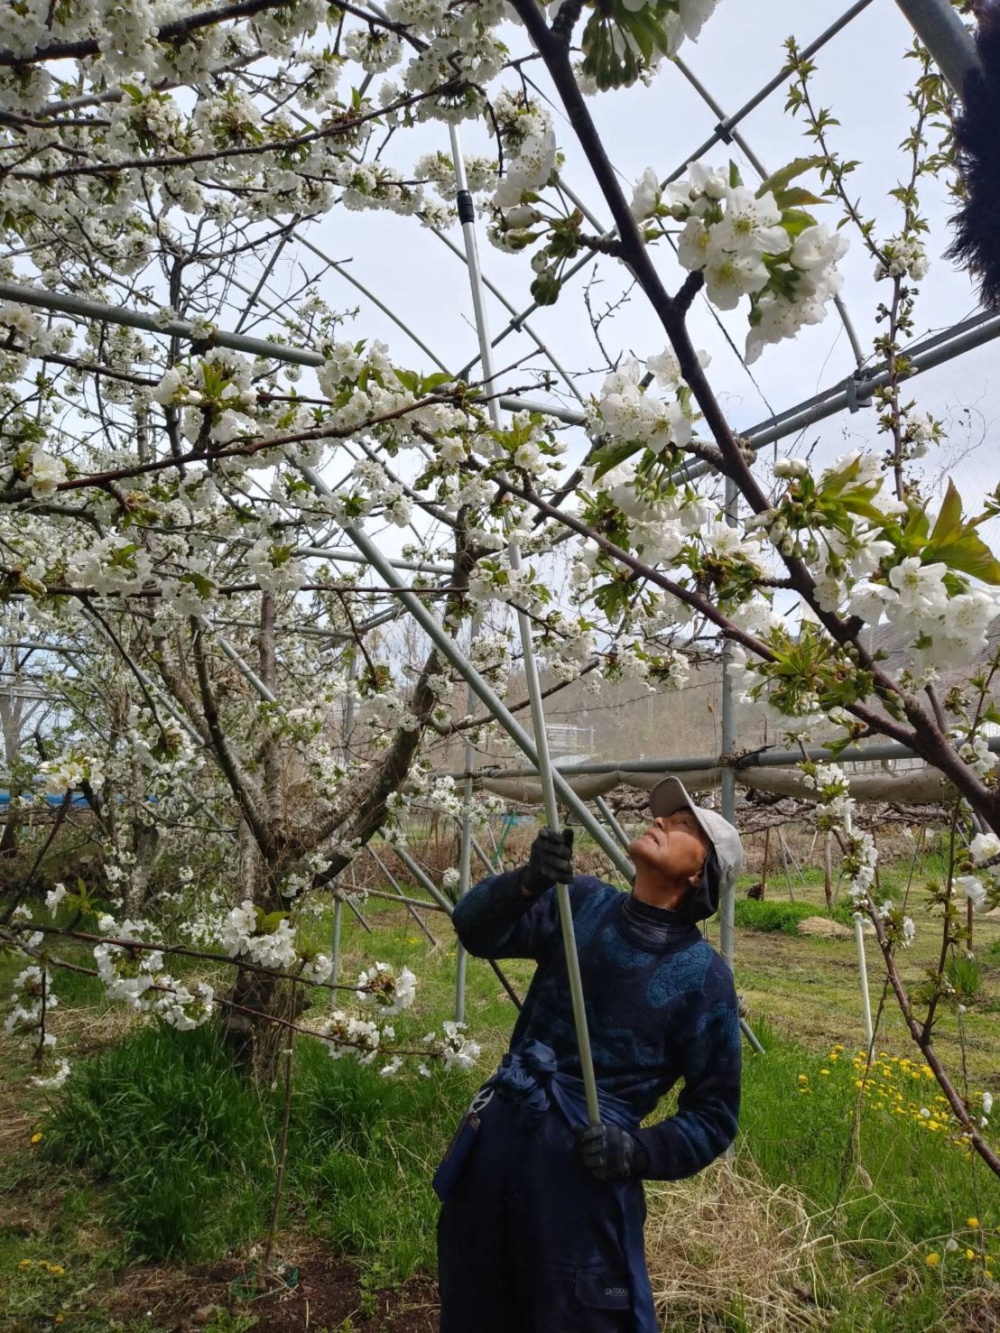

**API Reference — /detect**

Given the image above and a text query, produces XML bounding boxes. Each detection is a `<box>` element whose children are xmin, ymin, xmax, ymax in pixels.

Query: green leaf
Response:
<box><xmin>774</xmin><ymin>186</ymin><xmax>825</xmax><ymax>210</ymax></box>
<box><xmin>902</xmin><ymin>503</ymin><xmax>930</xmax><ymax>547</ymax></box>
<box><xmin>589</xmin><ymin>440</ymin><xmax>643</xmax><ymax>481</ymax></box>
<box><xmin>779</xmin><ymin>208</ymin><xmax>819</xmax><ymax>239</ymax></box>
<box><xmin>928</xmin><ymin>478</ymin><xmax>963</xmax><ymax>547</ymax></box>
<box><xmin>920</xmin><ymin>479</ymin><xmax>1000</xmax><ymax>584</ymax></box>
<box><xmin>755</xmin><ymin>156</ymin><xmax>825</xmax><ymax>202</ymax></box>
<box><xmin>928</xmin><ymin>531</ymin><xmax>1000</xmax><ymax>585</ymax></box>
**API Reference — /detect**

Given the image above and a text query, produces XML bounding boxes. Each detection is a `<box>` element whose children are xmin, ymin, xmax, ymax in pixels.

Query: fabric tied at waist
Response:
<box><xmin>488</xmin><ymin>1039</ymin><xmax>640</xmax><ymax>1131</ymax></box>
<box><xmin>482</xmin><ymin>1039</ymin><xmax>659</xmax><ymax>1333</ymax></box>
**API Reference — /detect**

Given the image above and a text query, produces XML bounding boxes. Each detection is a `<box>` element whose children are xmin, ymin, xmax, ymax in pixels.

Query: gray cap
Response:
<box><xmin>648</xmin><ymin>777</ymin><xmax>743</xmax><ymax>918</ymax></box>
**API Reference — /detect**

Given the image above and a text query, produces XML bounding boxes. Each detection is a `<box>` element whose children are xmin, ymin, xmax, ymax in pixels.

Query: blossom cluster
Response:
<box><xmin>39</xmin><ymin>751</ymin><xmax>106</xmax><ymax>797</ymax></box>
<box><xmin>357</xmin><ymin>961</ymin><xmax>418</xmax><ymax>1014</ymax></box>
<box><xmin>850</xmin><ymin>558</ymin><xmax>998</xmax><ymax>676</ymax></box>
<box><xmin>874</xmin><ymin>236</ymin><xmax>929</xmax><ymax>283</ymax></box>
<box><xmin>956</xmin><ymin>829</ymin><xmax>1000</xmax><ymax>916</ymax></box>
<box><xmin>490</xmin><ymin>92</ymin><xmax>558</xmax><ymax>219</ymax></box>
<box><xmin>631</xmin><ymin>163</ymin><xmax>848</xmax><ymax>362</ymax></box>
<box><xmin>594</xmin><ymin>349</ymin><xmax>706</xmax><ymax>457</ymax></box>
<box><xmin>798</xmin><ymin>761</ymin><xmax>893</xmax><ymax>943</ymax></box>
<box><xmin>94</xmin><ymin>917</ymin><xmax>217</xmax><ymax>1030</ymax></box>
<box><xmin>220</xmin><ymin>901</ymin><xmax>299</xmax><ymax>970</ymax></box>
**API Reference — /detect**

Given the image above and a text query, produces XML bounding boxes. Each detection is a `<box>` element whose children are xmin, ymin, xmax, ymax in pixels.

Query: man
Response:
<box><xmin>436</xmin><ymin>777</ymin><xmax>742</xmax><ymax>1333</ymax></box>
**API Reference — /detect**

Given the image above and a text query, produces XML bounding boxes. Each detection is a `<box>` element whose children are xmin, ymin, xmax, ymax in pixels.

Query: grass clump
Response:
<box><xmin>732</xmin><ymin>898</ymin><xmax>852</xmax><ymax>935</ymax></box>
<box><xmin>41</xmin><ymin>1023</ymin><xmax>271</xmax><ymax>1262</ymax></box>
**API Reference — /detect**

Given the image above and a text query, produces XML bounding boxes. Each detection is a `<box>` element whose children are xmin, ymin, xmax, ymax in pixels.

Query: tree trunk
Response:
<box><xmin>220</xmin><ymin>823</ymin><xmax>293</xmax><ymax>1080</ymax></box>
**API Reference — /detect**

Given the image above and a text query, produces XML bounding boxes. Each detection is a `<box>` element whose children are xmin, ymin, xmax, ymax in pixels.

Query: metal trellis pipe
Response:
<box><xmin>469</xmin><ymin>730</ymin><xmax>1000</xmax><ymax>781</ymax></box>
<box><xmin>449</xmin><ymin>124</ymin><xmax>601</xmax><ymax>1122</ymax></box>
<box><xmin>594</xmin><ymin>795</ymin><xmax>631</xmax><ymax>852</ymax></box>
<box><xmin>7</xmin><ymin>278</ymin><xmax>1000</xmax><ymax>449</ymax></box>
<box><xmin>366</xmin><ymin>846</ymin><xmax>437</xmax><ymax>944</ymax></box>
<box><xmin>379</xmin><ymin>832</ymin><xmax>524</xmax><ymax>1009</ymax></box>
<box><xmin>893</xmin><ymin>0</ymin><xmax>981</xmax><ymax>96</ymax></box>
<box><xmin>0</xmin><ymin>279</ymin><xmax>562</xmax><ymax>425</ymax></box>
<box><xmin>332</xmin><ymin>656</ymin><xmax>360</xmax><ymax>983</ymax></box>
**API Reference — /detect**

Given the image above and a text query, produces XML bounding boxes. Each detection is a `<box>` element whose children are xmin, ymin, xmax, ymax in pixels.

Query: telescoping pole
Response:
<box><xmin>441</xmin><ymin>127</ymin><xmax>601</xmax><ymax>1125</ymax></box>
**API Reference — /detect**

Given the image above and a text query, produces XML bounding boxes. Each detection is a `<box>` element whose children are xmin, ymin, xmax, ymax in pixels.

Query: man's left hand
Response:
<box><xmin>577</xmin><ymin>1124</ymin><xmax>649</xmax><ymax>1182</ymax></box>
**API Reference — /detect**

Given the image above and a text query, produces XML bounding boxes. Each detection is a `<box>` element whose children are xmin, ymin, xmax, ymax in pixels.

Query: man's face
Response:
<box><xmin>629</xmin><ymin>808</ymin><xmax>710</xmax><ymax>893</ymax></box>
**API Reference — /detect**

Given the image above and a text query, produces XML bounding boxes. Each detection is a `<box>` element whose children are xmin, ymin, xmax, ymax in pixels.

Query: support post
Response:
<box><xmin>331</xmin><ymin>895</ymin><xmax>343</xmax><ymax>984</ymax></box>
<box><xmin>332</xmin><ymin>655</ymin><xmax>358</xmax><ymax>985</ymax></box>
<box><xmin>778</xmin><ymin>829</ymin><xmax>796</xmax><ymax>901</ymax></box>
<box><xmin>719</xmin><ymin>478</ymin><xmax>738</xmax><ymax>974</ymax></box>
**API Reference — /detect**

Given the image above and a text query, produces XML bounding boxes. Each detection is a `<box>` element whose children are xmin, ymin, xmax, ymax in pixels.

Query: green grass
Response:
<box><xmin>732</xmin><ymin>897</ymin><xmax>853</xmax><ymax>934</ymax></box>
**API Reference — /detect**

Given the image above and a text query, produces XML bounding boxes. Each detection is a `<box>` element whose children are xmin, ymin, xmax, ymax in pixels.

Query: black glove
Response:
<box><xmin>577</xmin><ymin>1124</ymin><xmax>649</xmax><ymax>1183</ymax></box>
<box><xmin>519</xmin><ymin>827</ymin><xmax>574</xmax><ymax>897</ymax></box>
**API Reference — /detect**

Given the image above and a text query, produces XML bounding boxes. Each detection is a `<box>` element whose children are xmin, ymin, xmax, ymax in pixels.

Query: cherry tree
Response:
<box><xmin>0</xmin><ymin>0</ymin><xmax>998</xmax><ymax>1170</ymax></box>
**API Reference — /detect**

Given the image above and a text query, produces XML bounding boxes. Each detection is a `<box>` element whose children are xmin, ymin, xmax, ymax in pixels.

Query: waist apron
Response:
<box><xmin>436</xmin><ymin>1040</ymin><xmax>659</xmax><ymax>1333</ymax></box>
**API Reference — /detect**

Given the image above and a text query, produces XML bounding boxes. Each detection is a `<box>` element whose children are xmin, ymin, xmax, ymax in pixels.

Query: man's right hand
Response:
<box><xmin>519</xmin><ymin>826</ymin><xmax>574</xmax><ymax>897</ymax></box>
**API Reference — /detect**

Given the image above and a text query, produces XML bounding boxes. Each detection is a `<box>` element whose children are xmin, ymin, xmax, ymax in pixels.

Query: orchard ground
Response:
<box><xmin>2</xmin><ymin>842</ymin><xmax>1000</xmax><ymax>1333</ymax></box>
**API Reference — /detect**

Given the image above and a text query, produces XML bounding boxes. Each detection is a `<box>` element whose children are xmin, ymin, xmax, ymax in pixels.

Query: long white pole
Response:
<box><xmin>447</xmin><ymin>126</ymin><xmax>600</xmax><ymax>1124</ymax></box>
<box><xmin>855</xmin><ymin>915</ymin><xmax>874</xmax><ymax>1049</ymax></box>
<box><xmin>454</xmin><ymin>614</ymin><xmax>481</xmax><ymax>1023</ymax></box>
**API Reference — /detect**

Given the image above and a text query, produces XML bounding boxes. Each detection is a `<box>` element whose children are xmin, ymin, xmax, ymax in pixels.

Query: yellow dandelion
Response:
<box><xmin>18</xmin><ymin>1259</ymin><xmax>33</xmax><ymax>1270</ymax></box>
<box><xmin>30</xmin><ymin>1132</ymin><xmax>42</xmax><ymax>1144</ymax></box>
<box><xmin>966</xmin><ymin>1249</ymin><xmax>977</xmax><ymax>1261</ymax></box>
<box><xmin>820</xmin><ymin>1069</ymin><xmax>830</xmax><ymax>1076</ymax></box>
<box><xmin>48</xmin><ymin>1265</ymin><xmax>65</xmax><ymax>1276</ymax></box>
<box><xmin>926</xmin><ymin>1252</ymin><xmax>940</xmax><ymax>1267</ymax></box>
<box><xmin>968</xmin><ymin>1217</ymin><xmax>980</xmax><ymax>1228</ymax></box>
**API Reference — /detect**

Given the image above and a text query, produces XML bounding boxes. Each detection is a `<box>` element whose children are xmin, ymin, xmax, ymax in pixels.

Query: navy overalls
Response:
<box><xmin>437</xmin><ymin>873</ymin><xmax>742</xmax><ymax>1333</ymax></box>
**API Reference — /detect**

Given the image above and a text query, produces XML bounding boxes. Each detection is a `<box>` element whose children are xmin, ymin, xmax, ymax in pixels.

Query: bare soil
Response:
<box><xmin>104</xmin><ymin>1240</ymin><xmax>439</xmax><ymax>1333</ymax></box>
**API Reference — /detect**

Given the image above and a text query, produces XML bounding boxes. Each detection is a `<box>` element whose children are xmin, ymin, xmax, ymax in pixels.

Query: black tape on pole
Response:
<box><xmin>456</xmin><ymin>190</ymin><xmax>475</xmax><ymax>226</ymax></box>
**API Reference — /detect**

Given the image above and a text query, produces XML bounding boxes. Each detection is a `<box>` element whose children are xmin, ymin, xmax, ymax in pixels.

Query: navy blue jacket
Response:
<box><xmin>452</xmin><ymin>871</ymin><xmax>741</xmax><ymax>1180</ymax></box>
